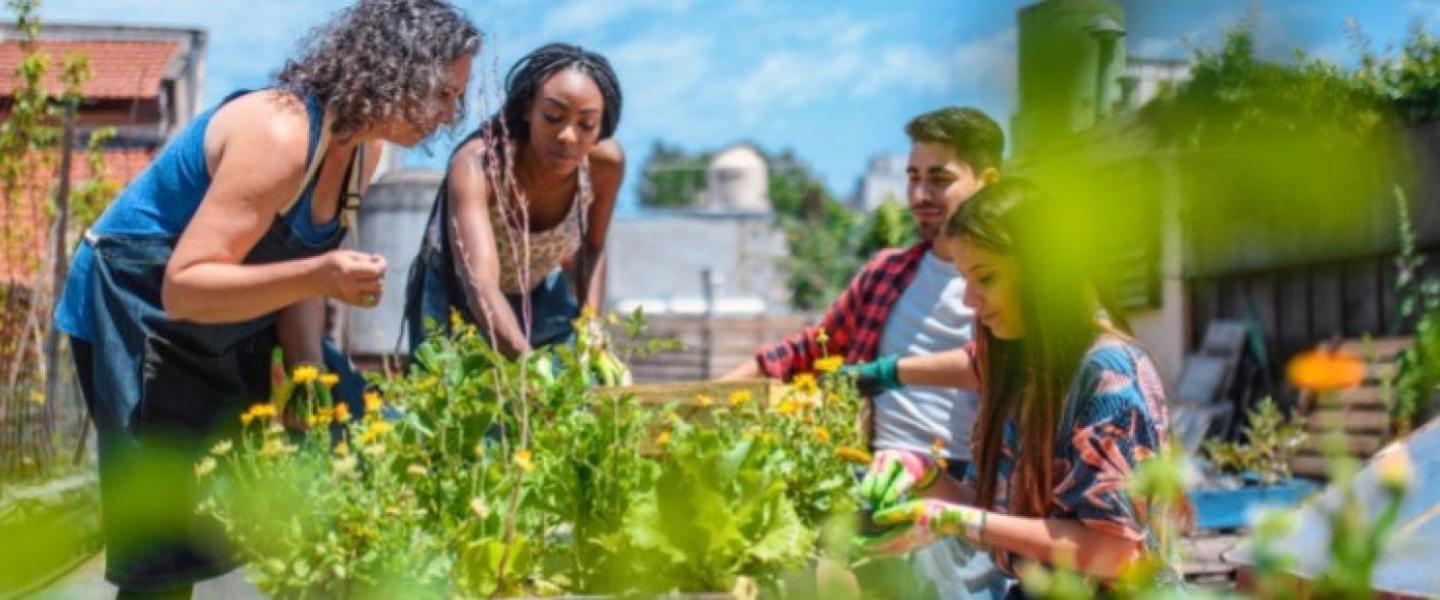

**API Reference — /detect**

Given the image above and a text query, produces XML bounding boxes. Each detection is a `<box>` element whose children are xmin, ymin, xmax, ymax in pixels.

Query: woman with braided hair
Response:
<box><xmin>405</xmin><ymin>42</ymin><xmax>625</xmax><ymax>356</ymax></box>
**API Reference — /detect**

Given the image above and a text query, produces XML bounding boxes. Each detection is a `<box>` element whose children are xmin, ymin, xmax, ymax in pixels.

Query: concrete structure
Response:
<box><xmin>342</xmin><ymin>169</ymin><xmax>442</xmax><ymax>356</ymax></box>
<box><xmin>850</xmin><ymin>153</ymin><xmax>907</xmax><ymax>212</ymax></box>
<box><xmin>1012</xmin><ymin>0</ymin><xmax>1127</xmax><ymax>155</ymax></box>
<box><xmin>701</xmin><ymin>143</ymin><xmax>770</xmax><ymax>213</ymax></box>
<box><xmin>605</xmin><ymin>212</ymin><xmax>788</xmax><ymax>317</ymax></box>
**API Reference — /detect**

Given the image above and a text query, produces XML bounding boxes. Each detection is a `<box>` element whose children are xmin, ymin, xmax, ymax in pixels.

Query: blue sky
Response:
<box><xmin>35</xmin><ymin>0</ymin><xmax>1436</xmax><ymax>214</ymax></box>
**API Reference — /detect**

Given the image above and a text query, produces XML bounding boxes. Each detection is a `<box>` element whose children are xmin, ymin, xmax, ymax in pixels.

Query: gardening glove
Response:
<box><xmin>856</xmin><ymin>499</ymin><xmax>986</xmax><ymax>556</ymax></box>
<box><xmin>840</xmin><ymin>354</ymin><xmax>901</xmax><ymax>397</ymax></box>
<box><xmin>858</xmin><ymin>449</ymin><xmax>939</xmax><ymax>509</ymax></box>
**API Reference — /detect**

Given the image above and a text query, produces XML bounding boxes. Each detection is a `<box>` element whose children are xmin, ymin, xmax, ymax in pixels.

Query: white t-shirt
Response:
<box><xmin>872</xmin><ymin>249</ymin><xmax>979</xmax><ymax>461</ymax></box>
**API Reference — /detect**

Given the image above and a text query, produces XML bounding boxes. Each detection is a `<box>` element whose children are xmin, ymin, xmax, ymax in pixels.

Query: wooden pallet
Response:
<box><xmin>1287</xmin><ymin>337</ymin><xmax>1409</xmax><ymax>480</ymax></box>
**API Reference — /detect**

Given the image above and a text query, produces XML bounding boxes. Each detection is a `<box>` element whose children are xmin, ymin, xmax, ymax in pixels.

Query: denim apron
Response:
<box><xmin>84</xmin><ymin>122</ymin><xmax>362</xmax><ymax>591</ymax></box>
<box><xmin>403</xmin><ymin>132</ymin><xmax>580</xmax><ymax>354</ymax></box>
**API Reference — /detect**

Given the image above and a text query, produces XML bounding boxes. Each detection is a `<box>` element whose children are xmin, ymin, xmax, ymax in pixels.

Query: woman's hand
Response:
<box><xmin>858</xmin><ymin>449</ymin><xmax>938</xmax><ymax>508</ymax></box>
<box><xmin>857</xmin><ymin>499</ymin><xmax>985</xmax><ymax>556</ymax></box>
<box><xmin>316</xmin><ymin>250</ymin><xmax>387</xmax><ymax>307</ymax></box>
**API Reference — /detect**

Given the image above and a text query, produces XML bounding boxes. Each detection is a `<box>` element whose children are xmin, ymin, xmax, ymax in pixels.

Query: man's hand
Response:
<box><xmin>839</xmin><ymin>355</ymin><xmax>901</xmax><ymax>396</ymax></box>
<box><xmin>858</xmin><ymin>449</ymin><xmax>937</xmax><ymax>508</ymax></box>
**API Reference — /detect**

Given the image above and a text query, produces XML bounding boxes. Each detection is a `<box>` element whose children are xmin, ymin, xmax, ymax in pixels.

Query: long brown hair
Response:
<box><xmin>947</xmin><ymin>179</ymin><xmax>1131</xmax><ymax>518</ymax></box>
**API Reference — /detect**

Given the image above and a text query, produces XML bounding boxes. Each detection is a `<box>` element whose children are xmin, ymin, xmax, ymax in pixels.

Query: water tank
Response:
<box><xmin>343</xmin><ymin>169</ymin><xmax>443</xmax><ymax>356</ymax></box>
<box><xmin>704</xmin><ymin>144</ymin><xmax>770</xmax><ymax>212</ymax></box>
<box><xmin>1012</xmin><ymin>0</ymin><xmax>1126</xmax><ymax>155</ymax></box>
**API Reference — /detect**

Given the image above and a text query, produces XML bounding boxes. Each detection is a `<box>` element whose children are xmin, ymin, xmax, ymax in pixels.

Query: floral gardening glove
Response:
<box><xmin>855</xmin><ymin>499</ymin><xmax>985</xmax><ymax>556</ymax></box>
<box><xmin>858</xmin><ymin>449</ymin><xmax>939</xmax><ymax>508</ymax></box>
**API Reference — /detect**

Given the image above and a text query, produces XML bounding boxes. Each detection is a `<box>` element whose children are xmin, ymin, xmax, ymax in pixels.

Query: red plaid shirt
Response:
<box><xmin>757</xmin><ymin>242</ymin><xmax>932</xmax><ymax>380</ymax></box>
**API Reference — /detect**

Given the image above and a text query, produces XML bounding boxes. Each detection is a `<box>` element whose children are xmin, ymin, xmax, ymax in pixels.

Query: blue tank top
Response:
<box><xmin>55</xmin><ymin>89</ymin><xmax>341</xmax><ymax>341</ymax></box>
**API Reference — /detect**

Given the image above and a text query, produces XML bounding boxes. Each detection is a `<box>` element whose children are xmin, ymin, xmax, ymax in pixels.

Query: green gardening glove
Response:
<box><xmin>839</xmin><ymin>355</ymin><xmax>901</xmax><ymax>397</ymax></box>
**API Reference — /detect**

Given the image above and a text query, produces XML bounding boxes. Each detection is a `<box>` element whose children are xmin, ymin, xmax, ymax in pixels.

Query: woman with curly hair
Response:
<box><xmin>405</xmin><ymin>42</ymin><xmax>623</xmax><ymax>355</ymax></box>
<box><xmin>52</xmin><ymin>1</ymin><xmax>478</xmax><ymax>596</ymax></box>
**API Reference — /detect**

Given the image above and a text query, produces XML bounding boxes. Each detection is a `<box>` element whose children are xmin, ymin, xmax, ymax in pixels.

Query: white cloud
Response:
<box><xmin>950</xmin><ymin>26</ymin><xmax>1018</xmax><ymax>106</ymax></box>
<box><xmin>1132</xmin><ymin>36</ymin><xmax>1182</xmax><ymax>58</ymax></box>
<box><xmin>539</xmin><ymin>0</ymin><xmax>691</xmax><ymax>41</ymax></box>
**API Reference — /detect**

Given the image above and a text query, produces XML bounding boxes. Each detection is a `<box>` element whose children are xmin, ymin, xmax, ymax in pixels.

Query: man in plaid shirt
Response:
<box><xmin>723</xmin><ymin>106</ymin><xmax>1007</xmax><ymax>595</ymax></box>
<box><xmin>723</xmin><ymin>105</ymin><xmax>1001</xmax><ymax>458</ymax></box>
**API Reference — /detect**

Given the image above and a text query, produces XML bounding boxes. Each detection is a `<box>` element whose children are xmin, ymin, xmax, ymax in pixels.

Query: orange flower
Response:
<box><xmin>813</xmin><ymin>427</ymin><xmax>832</xmax><ymax>445</ymax></box>
<box><xmin>695</xmin><ymin>394</ymin><xmax>713</xmax><ymax>408</ymax></box>
<box><xmin>1287</xmin><ymin>347</ymin><xmax>1365</xmax><ymax>392</ymax></box>
<box><xmin>334</xmin><ymin>403</ymin><xmax>351</xmax><ymax>423</ymax></box>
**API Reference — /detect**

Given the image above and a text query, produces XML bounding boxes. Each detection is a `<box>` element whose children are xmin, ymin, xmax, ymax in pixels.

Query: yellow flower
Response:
<box><xmin>194</xmin><ymin>456</ymin><xmax>217</xmax><ymax>479</ymax></box>
<box><xmin>656</xmin><ymin>431</ymin><xmax>671</xmax><ymax>447</ymax></box>
<box><xmin>334</xmin><ymin>403</ymin><xmax>351</xmax><ymax>423</ymax></box>
<box><xmin>606</xmin><ymin>311</ymin><xmax>620</xmax><ymax>326</ymax></box>
<box><xmin>470</xmin><ymin>497</ymin><xmax>490</xmax><ymax>519</ymax></box>
<box><xmin>744</xmin><ymin>425</ymin><xmax>761</xmax><ymax>439</ymax></box>
<box><xmin>835</xmin><ymin>446</ymin><xmax>872</xmax><ymax>465</ymax></box>
<box><xmin>825</xmin><ymin>392</ymin><xmax>841</xmax><ymax>405</ymax></box>
<box><xmin>406</xmin><ymin>463</ymin><xmax>429</xmax><ymax>478</ymax></box>
<box><xmin>813</xmin><ymin>356</ymin><xmax>844</xmax><ymax>374</ymax></box>
<box><xmin>334</xmin><ymin>442</ymin><xmax>350</xmax><ymax>456</ymax></box>
<box><xmin>333</xmin><ymin>454</ymin><xmax>358</xmax><ymax>476</ymax></box>
<box><xmin>581</xmin><ymin>305</ymin><xmax>598</xmax><ymax>320</ymax></box>
<box><xmin>729</xmin><ymin>390</ymin><xmax>753</xmax><ymax>407</ymax></box>
<box><xmin>260</xmin><ymin>439</ymin><xmax>293</xmax><ymax>458</ymax></box>
<box><xmin>695</xmin><ymin>394</ymin><xmax>713</xmax><ymax>408</ymax></box>
<box><xmin>793</xmin><ymin>373</ymin><xmax>819</xmax><ymax>395</ymax></box>
<box><xmin>775</xmin><ymin>399</ymin><xmax>802</xmax><ymax>416</ymax></box>
<box><xmin>318</xmin><ymin>373</ymin><xmax>340</xmax><ymax>388</ymax></box>
<box><xmin>305</xmin><ymin>414</ymin><xmax>318</xmax><ymax>428</ymax></box>
<box><xmin>1378</xmin><ymin>450</ymin><xmax>1414</xmax><ymax>494</ymax></box>
<box><xmin>246</xmin><ymin>403</ymin><xmax>278</xmax><ymax>420</ymax></box>
<box><xmin>1287</xmin><ymin>347</ymin><xmax>1366</xmax><ymax>392</ymax></box>
<box><xmin>358</xmin><ymin>420</ymin><xmax>393</xmax><ymax>444</ymax></box>
<box><xmin>512</xmin><ymin>449</ymin><xmax>536</xmax><ymax>473</ymax></box>
<box><xmin>815</xmin><ymin>327</ymin><xmax>830</xmax><ymax>346</ymax></box>
<box><xmin>210</xmin><ymin>440</ymin><xmax>232</xmax><ymax>456</ymax></box>
<box><xmin>450</xmin><ymin>307</ymin><xmax>466</xmax><ymax>331</ymax></box>
<box><xmin>292</xmin><ymin>365</ymin><xmax>319</xmax><ymax>385</ymax></box>
<box><xmin>364</xmin><ymin>392</ymin><xmax>383</xmax><ymax>414</ymax></box>
<box><xmin>240</xmin><ymin>411</ymin><xmax>255</xmax><ymax>426</ymax></box>
<box><xmin>315</xmin><ymin>407</ymin><xmax>334</xmax><ymax>426</ymax></box>
<box><xmin>814</xmin><ymin>427</ymin><xmax>832</xmax><ymax>445</ymax></box>
<box><xmin>761</xmin><ymin>433</ymin><xmax>775</xmax><ymax>444</ymax></box>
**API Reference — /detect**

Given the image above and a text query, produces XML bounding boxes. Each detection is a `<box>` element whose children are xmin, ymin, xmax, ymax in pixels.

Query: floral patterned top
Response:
<box><xmin>969</xmin><ymin>333</ymin><xmax>1170</xmax><ymax>575</ymax></box>
<box><xmin>488</xmin><ymin>156</ymin><xmax>594</xmax><ymax>295</ymax></box>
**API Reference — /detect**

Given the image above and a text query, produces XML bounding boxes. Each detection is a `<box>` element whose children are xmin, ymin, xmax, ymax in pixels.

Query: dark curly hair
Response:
<box><xmin>277</xmin><ymin>0</ymin><xmax>481</xmax><ymax>141</ymax></box>
<box><xmin>905</xmin><ymin>106</ymin><xmax>1005</xmax><ymax>173</ymax></box>
<box><xmin>493</xmin><ymin>42</ymin><xmax>622</xmax><ymax>142</ymax></box>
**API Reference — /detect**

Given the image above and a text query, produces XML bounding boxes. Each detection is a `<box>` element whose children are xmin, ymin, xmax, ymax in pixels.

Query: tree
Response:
<box><xmin>637</xmin><ymin>140</ymin><xmax>707</xmax><ymax>208</ymax></box>
<box><xmin>0</xmin><ymin>0</ymin><xmax>115</xmax><ymax>479</ymax></box>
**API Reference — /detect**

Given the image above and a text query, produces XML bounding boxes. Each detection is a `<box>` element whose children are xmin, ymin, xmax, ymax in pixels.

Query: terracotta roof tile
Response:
<box><xmin>0</xmin><ymin>40</ymin><xmax>179</xmax><ymax>100</ymax></box>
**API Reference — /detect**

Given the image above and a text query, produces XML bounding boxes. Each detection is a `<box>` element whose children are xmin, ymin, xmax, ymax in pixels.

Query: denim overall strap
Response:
<box><xmin>82</xmin><ymin>111</ymin><xmax>356</xmax><ymax>591</ymax></box>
